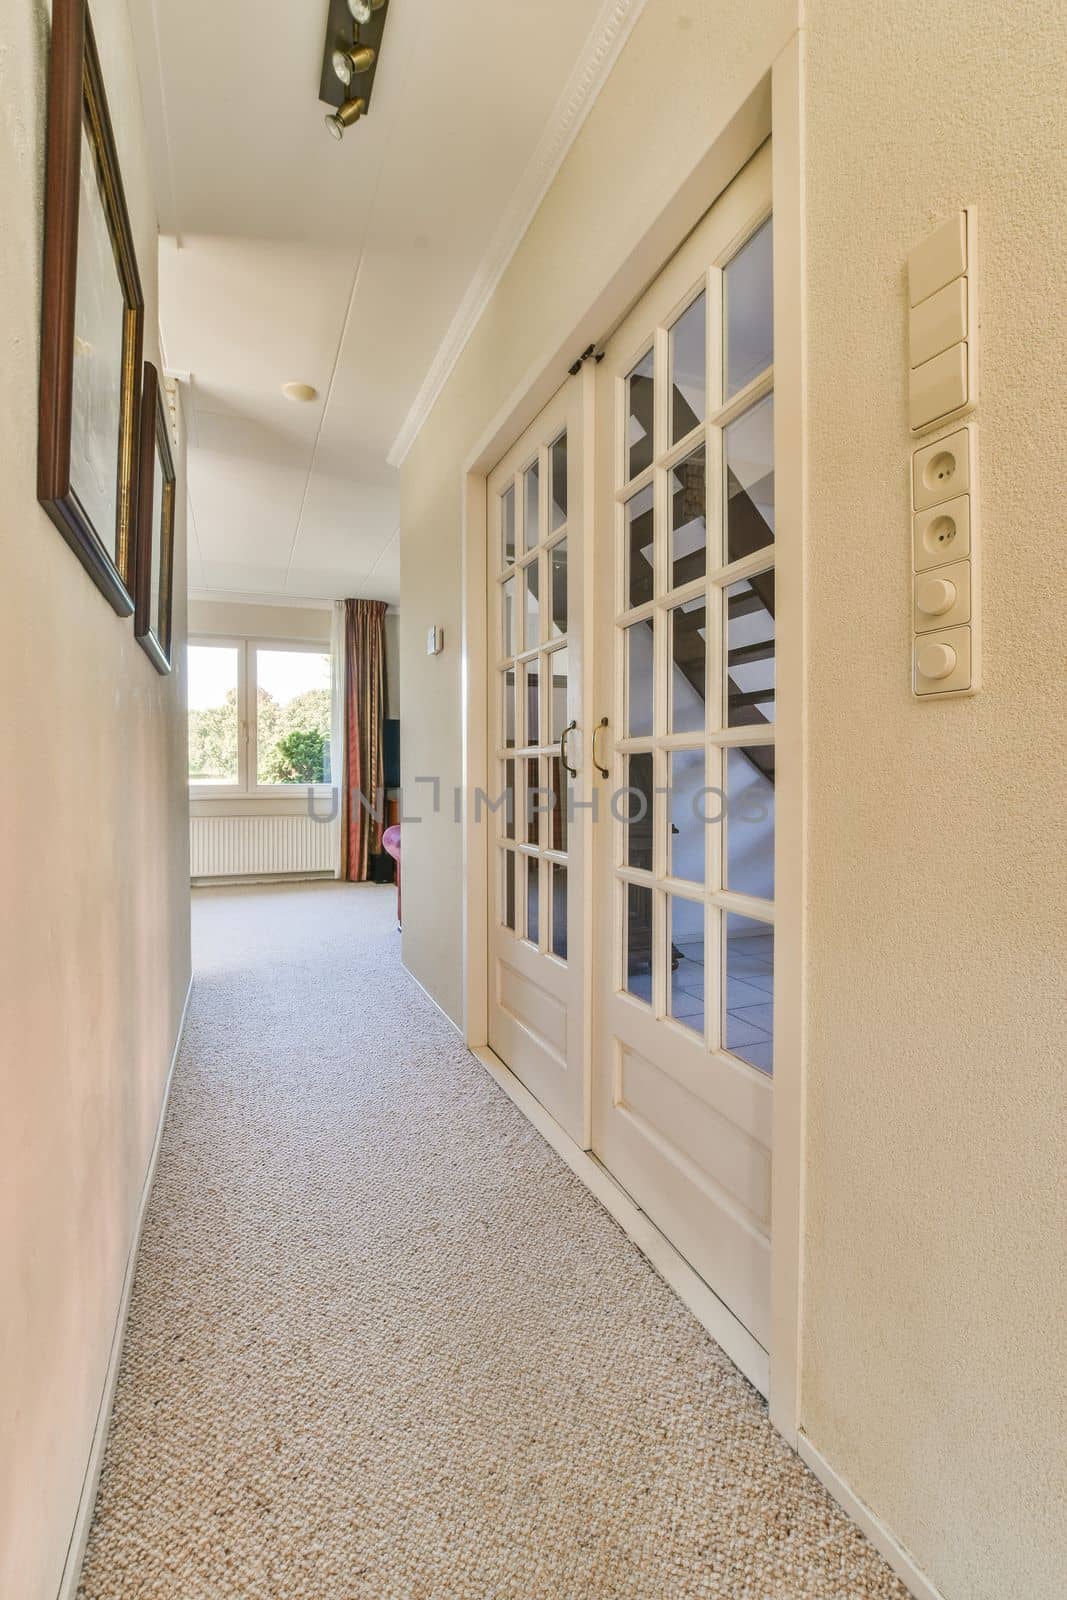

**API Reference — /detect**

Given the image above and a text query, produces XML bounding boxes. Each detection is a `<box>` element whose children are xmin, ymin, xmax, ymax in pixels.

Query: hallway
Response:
<box><xmin>77</xmin><ymin>883</ymin><xmax>905</xmax><ymax>1599</ymax></box>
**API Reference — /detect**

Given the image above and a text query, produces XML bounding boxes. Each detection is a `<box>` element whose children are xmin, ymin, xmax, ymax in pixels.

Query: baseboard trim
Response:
<box><xmin>797</xmin><ymin>1433</ymin><xmax>946</xmax><ymax>1600</ymax></box>
<box><xmin>56</xmin><ymin>976</ymin><xmax>193</xmax><ymax>1600</ymax></box>
<box><xmin>469</xmin><ymin>1044</ymin><xmax>770</xmax><ymax>1398</ymax></box>
<box><xmin>191</xmin><ymin>871</ymin><xmax>334</xmax><ymax>888</ymax></box>
<box><xmin>402</xmin><ymin>961</ymin><xmax>465</xmax><ymax>1038</ymax></box>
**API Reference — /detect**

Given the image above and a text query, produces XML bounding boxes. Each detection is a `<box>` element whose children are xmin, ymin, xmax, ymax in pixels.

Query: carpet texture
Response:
<box><xmin>78</xmin><ymin>882</ymin><xmax>908</xmax><ymax>1600</ymax></box>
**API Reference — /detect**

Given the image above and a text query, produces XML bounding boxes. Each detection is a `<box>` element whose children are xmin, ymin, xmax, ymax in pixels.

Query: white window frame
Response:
<box><xmin>188</xmin><ymin>635</ymin><xmax>333</xmax><ymax>800</ymax></box>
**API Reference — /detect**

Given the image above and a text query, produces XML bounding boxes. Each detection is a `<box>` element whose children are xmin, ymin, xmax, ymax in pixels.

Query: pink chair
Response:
<box><xmin>382</xmin><ymin>824</ymin><xmax>402</xmax><ymax>928</ymax></box>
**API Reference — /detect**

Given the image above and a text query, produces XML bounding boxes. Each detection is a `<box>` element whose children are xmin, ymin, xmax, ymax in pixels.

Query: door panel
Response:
<box><xmin>592</xmin><ymin>142</ymin><xmax>777</xmax><ymax>1347</ymax></box>
<box><xmin>487</xmin><ymin>378</ymin><xmax>588</xmax><ymax>1145</ymax></box>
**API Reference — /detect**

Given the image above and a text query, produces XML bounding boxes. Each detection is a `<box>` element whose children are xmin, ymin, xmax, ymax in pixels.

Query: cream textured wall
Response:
<box><xmin>801</xmin><ymin>5</ymin><xmax>1066</xmax><ymax>1597</ymax></box>
<box><xmin>399</xmin><ymin>2</ymin><xmax>1066</xmax><ymax>1597</ymax></box>
<box><xmin>188</xmin><ymin>597</ymin><xmax>332</xmax><ymax>644</ymax></box>
<box><xmin>0</xmin><ymin>3</ymin><xmax>191</xmax><ymax>1598</ymax></box>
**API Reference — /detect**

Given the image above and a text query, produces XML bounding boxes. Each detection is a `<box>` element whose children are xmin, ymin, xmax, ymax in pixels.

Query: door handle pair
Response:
<box><xmin>560</xmin><ymin>717</ymin><xmax>609</xmax><ymax>778</ymax></box>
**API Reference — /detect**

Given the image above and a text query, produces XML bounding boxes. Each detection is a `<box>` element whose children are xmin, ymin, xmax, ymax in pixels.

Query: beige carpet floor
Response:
<box><xmin>78</xmin><ymin>882</ymin><xmax>908</xmax><ymax>1600</ymax></box>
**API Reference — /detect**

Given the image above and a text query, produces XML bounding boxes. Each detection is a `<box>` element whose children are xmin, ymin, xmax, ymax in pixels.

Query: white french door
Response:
<box><xmin>486</xmin><ymin>379</ymin><xmax>589</xmax><ymax>1145</ymax></box>
<box><xmin>483</xmin><ymin>143</ymin><xmax>780</xmax><ymax>1353</ymax></box>
<box><xmin>591</xmin><ymin>143</ymin><xmax>777</xmax><ymax>1348</ymax></box>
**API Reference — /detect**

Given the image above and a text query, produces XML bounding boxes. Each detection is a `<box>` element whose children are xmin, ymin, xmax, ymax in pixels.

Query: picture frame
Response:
<box><xmin>134</xmin><ymin>363</ymin><xmax>176</xmax><ymax>674</ymax></box>
<box><xmin>37</xmin><ymin>0</ymin><xmax>145</xmax><ymax>617</ymax></box>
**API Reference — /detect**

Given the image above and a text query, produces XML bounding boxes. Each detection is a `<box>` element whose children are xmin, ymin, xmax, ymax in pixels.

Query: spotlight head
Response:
<box><xmin>324</xmin><ymin>97</ymin><xmax>366</xmax><ymax>140</ymax></box>
<box><xmin>332</xmin><ymin>43</ymin><xmax>375</xmax><ymax>86</ymax></box>
<box><xmin>346</xmin><ymin>0</ymin><xmax>384</xmax><ymax>22</ymax></box>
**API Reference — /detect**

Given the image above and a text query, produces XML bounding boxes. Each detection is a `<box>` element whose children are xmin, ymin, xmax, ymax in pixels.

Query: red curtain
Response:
<box><xmin>340</xmin><ymin>598</ymin><xmax>387</xmax><ymax>882</ymax></box>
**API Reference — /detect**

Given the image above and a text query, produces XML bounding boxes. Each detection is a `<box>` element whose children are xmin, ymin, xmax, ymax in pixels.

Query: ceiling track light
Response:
<box><xmin>332</xmin><ymin>43</ymin><xmax>375</xmax><ymax>87</ymax></box>
<box><xmin>324</xmin><ymin>98</ymin><xmax>366</xmax><ymax>140</ymax></box>
<box><xmin>319</xmin><ymin>0</ymin><xmax>389</xmax><ymax>139</ymax></box>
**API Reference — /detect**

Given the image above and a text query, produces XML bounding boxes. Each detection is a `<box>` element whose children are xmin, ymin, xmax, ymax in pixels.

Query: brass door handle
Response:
<box><xmin>560</xmin><ymin>720</ymin><xmax>577</xmax><ymax>777</ymax></box>
<box><xmin>592</xmin><ymin>716</ymin><xmax>609</xmax><ymax>778</ymax></box>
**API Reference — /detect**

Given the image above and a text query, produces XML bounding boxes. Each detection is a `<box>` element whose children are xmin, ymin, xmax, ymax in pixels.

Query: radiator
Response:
<box><xmin>190</xmin><ymin>814</ymin><xmax>336</xmax><ymax>879</ymax></box>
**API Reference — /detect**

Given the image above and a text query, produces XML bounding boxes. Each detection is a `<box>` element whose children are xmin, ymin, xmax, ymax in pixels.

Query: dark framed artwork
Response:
<box><xmin>37</xmin><ymin>0</ymin><xmax>145</xmax><ymax>616</ymax></box>
<box><xmin>134</xmin><ymin>363</ymin><xmax>175</xmax><ymax>673</ymax></box>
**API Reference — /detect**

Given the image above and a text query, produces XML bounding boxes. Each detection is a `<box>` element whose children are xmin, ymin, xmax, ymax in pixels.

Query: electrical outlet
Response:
<box><xmin>913</xmin><ymin>495</ymin><xmax>971</xmax><ymax>572</ymax></box>
<box><xmin>912</xmin><ymin>426</ymin><xmax>972</xmax><ymax>511</ymax></box>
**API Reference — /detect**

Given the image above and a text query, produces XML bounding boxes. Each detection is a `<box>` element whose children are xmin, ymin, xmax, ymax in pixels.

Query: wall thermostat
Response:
<box><xmin>426</xmin><ymin>625</ymin><xmax>443</xmax><ymax>656</ymax></box>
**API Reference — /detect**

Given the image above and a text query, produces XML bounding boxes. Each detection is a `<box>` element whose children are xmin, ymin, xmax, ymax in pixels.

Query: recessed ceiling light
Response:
<box><xmin>282</xmin><ymin>383</ymin><xmax>318</xmax><ymax>402</ymax></box>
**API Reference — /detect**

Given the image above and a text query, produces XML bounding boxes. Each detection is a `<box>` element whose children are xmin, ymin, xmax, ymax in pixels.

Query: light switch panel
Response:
<box><xmin>909</xmin><ymin>342</ymin><xmax>968</xmax><ymax>431</ymax></box>
<box><xmin>907</xmin><ymin>209</ymin><xmax>976</xmax><ymax>435</ymax></box>
<box><xmin>907</xmin><ymin>209</ymin><xmax>980</xmax><ymax>697</ymax></box>
<box><xmin>908</xmin><ymin>213</ymin><xmax>967</xmax><ymax>306</ymax></box>
<box><xmin>910</xmin><ymin>278</ymin><xmax>967</xmax><ymax>368</ymax></box>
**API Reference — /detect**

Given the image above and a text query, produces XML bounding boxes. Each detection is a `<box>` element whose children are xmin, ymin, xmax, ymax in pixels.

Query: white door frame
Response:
<box><xmin>457</xmin><ymin>37</ymin><xmax>805</xmax><ymax>1443</ymax></box>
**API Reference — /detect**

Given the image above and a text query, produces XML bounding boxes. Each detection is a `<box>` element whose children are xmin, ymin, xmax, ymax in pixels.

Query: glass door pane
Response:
<box><xmin>669</xmin><ymin>292</ymin><xmax>707</xmax><ymax>442</ymax></box>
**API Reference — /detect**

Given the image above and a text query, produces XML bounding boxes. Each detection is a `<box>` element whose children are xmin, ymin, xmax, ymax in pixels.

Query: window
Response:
<box><xmin>254</xmin><ymin>646</ymin><xmax>331</xmax><ymax>785</ymax></box>
<box><xmin>188</xmin><ymin>644</ymin><xmax>240</xmax><ymax>787</ymax></box>
<box><xmin>187</xmin><ymin>638</ymin><xmax>332</xmax><ymax>794</ymax></box>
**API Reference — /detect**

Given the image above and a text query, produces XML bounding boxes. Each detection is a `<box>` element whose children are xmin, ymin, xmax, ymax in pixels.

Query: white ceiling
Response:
<box><xmin>129</xmin><ymin>0</ymin><xmax>623</xmax><ymax>606</ymax></box>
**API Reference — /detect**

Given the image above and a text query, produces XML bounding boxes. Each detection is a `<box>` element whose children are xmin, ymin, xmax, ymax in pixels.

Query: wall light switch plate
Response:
<box><xmin>910</xmin><ymin>342</ymin><xmax>968</xmax><ymax>431</ymax></box>
<box><xmin>426</xmin><ymin>625</ymin><xmax>443</xmax><ymax>655</ymax></box>
<box><xmin>910</xmin><ymin>278</ymin><xmax>967</xmax><ymax>368</ymax></box>
<box><xmin>913</xmin><ymin>625</ymin><xmax>974</xmax><ymax>697</ymax></box>
<box><xmin>907</xmin><ymin>208</ymin><xmax>977</xmax><ymax>436</ymax></box>
<box><xmin>908</xmin><ymin>214</ymin><xmax>967</xmax><ymax>306</ymax></box>
<box><xmin>914</xmin><ymin>560</ymin><xmax>971</xmax><ymax>632</ymax></box>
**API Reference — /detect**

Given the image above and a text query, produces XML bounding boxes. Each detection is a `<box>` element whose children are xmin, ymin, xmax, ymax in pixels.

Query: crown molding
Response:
<box><xmin>187</xmin><ymin>590</ymin><xmax>400</xmax><ymax>614</ymax></box>
<box><xmin>387</xmin><ymin>0</ymin><xmax>648</xmax><ymax>469</ymax></box>
<box><xmin>188</xmin><ymin>590</ymin><xmax>335</xmax><ymax>611</ymax></box>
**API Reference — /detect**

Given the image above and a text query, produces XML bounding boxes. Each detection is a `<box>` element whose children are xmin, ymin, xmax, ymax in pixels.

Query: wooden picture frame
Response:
<box><xmin>134</xmin><ymin>363</ymin><xmax>176</xmax><ymax>673</ymax></box>
<box><xmin>37</xmin><ymin>0</ymin><xmax>145</xmax><ymax>616</ymax></box>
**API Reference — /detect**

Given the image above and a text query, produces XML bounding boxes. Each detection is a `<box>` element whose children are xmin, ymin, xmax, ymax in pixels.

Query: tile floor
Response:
<box><xmin>625</xmin><ymin>929</ymin><xmax>774</xmax><ymax>1074</ymax></box>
